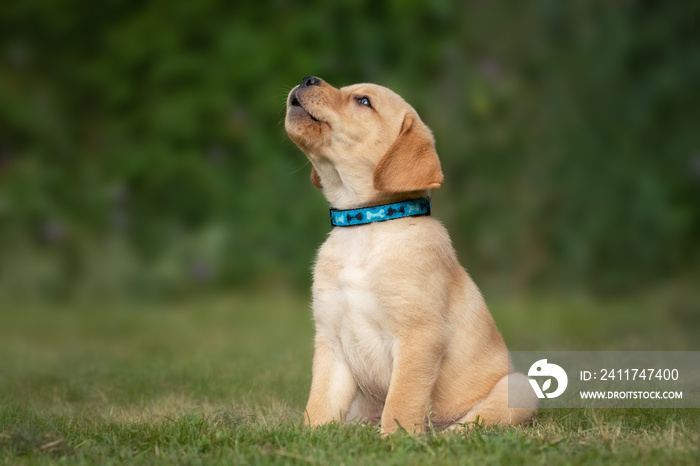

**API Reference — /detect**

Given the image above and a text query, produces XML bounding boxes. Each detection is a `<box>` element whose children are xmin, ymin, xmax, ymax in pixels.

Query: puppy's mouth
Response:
<box><xmin>289</xmin><ymin>91</ymin><xmax>321</xmax><ymax>122</ymax></box>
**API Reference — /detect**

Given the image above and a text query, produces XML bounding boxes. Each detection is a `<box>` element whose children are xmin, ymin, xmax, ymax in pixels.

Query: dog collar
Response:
<box><xmin>330</xmin><ymin>198</ymin><xmax>431</xmax><ymax>227</ymax></box>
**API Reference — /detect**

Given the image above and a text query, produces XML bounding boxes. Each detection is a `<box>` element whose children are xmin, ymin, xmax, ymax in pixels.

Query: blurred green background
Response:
<box><xmin>0</xmin><ymin>0</ymin><xmax>698</xmax><ymax>301</ymax></box>
<box><xmin>1</xmin><ymin>3</ymin><xmax>700</xmax><ymax>461</ymax></box>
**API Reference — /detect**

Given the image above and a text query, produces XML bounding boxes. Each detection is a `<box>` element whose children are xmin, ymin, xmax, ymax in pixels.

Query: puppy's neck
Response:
<box><xmin>312</xmin><ymin>158</ymin><xmax>429</xmax><ymax>210</ymax></box>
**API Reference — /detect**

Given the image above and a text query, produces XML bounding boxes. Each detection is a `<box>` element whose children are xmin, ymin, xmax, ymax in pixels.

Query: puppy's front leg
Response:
<box><xmin>304</xmin><ymin>336</ymin><xmax>357</xmax><ymax>427</ymax></box>
<box><xmin>381</xmin><ymin>336</ymin><xmax>444</xmax><ymax>435</ymax></box>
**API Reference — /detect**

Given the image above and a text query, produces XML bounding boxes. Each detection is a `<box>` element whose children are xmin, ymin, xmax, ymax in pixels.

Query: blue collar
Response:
<box><xmin>330</xmin><ymin>198</ymin><xmax>431</xmax><ymax>227</ymax></box>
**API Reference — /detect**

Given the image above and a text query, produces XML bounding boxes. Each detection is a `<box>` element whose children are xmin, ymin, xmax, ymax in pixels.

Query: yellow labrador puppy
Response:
<box><xmin>285</xmin><ymin>76</ymin><xmax>537</xmax><ymax>434</ymax></box>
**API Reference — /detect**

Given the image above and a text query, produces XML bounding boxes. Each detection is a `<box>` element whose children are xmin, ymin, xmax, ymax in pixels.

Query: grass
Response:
<box><xmin>1</xmin><ymin>292</ymin><xmax>699</xmax><ymax>464</ymax></box>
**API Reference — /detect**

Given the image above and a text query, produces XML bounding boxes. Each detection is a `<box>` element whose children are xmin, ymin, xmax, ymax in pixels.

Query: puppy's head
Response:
<box><xmin>285</xmin><ymin>76</ymin><xmax>443</xmax><ymax>208</ymax></box>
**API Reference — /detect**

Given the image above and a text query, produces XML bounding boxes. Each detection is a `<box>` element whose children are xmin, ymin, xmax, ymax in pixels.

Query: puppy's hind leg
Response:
<box><xmin>450</xmin><ymin>372</ymin><xmax>538</xmax><ymax>430</ymax></box>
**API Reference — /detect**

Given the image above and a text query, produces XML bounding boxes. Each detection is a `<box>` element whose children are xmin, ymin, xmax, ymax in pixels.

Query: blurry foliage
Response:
<box><xmin>0</xmin><ymin>1</ymin><xmax>698</xmax><ymax>299</ymax></box>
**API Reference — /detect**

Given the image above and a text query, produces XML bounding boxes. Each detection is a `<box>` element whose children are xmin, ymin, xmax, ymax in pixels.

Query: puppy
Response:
<box><xmin>285</xmin><ymin>76</ymin><xmax>537</xmax><ymax>434</ymax></box>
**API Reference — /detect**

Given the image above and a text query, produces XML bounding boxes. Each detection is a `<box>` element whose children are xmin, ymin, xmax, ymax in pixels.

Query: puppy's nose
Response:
<box><xmin>300</xmin><ymin>76</ymin><xmax>322</xmax><ymax>88</ymax></box>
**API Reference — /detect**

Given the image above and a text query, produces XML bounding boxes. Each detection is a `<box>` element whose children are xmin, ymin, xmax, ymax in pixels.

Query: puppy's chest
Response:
<box><xmin>314</xmin><ymin>231</ymin><xmax>395</xmax><ymax>396</ymax></box>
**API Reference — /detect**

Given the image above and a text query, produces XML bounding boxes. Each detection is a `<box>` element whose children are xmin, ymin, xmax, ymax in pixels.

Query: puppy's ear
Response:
<box><xmin>310</xmin><ymin>167</ymin><xmax>323</xmax><ymax>189</ymax></box>
<box><xmin>373</xmin><ymin>113</ymin><xmax>443</xmax><ymax>192</ymax></box>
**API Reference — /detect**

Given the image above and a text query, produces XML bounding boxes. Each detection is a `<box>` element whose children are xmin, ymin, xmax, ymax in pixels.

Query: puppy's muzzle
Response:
<box><xmin>290</xmin><ymin>76</ymin><xmax>324</xmax><ymax>106</ymax></box>
<box><xmin>289</xmin><ymin>76</ymin><xmax>325</xmax><ymax>122</ymax></box>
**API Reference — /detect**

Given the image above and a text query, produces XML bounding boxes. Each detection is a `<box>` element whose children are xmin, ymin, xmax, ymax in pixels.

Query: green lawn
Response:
<box><xmin>1</xmin><ymin>292</ymin><xmax>698</xmax><ymax>464</ymax></box>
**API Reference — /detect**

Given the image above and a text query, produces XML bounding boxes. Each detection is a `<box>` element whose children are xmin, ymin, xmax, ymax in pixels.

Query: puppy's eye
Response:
<box><xmin>356</xmin><ymin>96</ymin><xmax>372</xmax><ymax>108</ymax></box>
